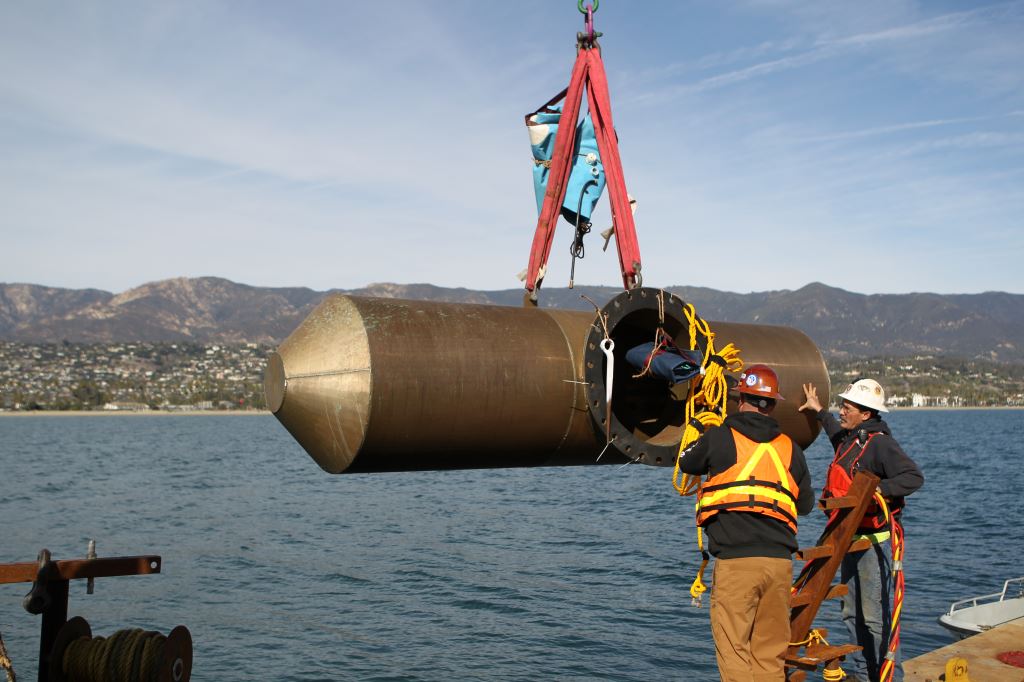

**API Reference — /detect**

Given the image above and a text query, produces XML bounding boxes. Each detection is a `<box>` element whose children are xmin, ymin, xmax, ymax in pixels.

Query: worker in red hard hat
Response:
<box><xmin>678</xmin><ymin>364</ymin><xmax>815</xmax><ymax>682</ymax></box>
<box><xmin>801</xmin><ymin>379</ymin><xmax>923</xmax><ymax>682</ymax></box>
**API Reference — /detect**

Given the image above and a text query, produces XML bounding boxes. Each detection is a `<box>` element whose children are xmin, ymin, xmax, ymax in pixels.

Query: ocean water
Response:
<box><xmin>1</xmin><ymin>410</ymin><xmax>1021</xmax><ymax>681</ymax></box>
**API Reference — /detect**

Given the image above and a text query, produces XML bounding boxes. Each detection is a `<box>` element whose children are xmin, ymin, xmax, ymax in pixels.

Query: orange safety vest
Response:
<box><xmin>695</xmin><ymin>430</ymin><xmax>800</xmax><ymax>533</ymax></box>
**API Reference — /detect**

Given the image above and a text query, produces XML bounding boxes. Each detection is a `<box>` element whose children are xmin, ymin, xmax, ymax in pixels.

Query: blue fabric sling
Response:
<box><xmin>526</xmin><ymin>100</ymin><xmax>606</xmax><ymax>225</ymax></box>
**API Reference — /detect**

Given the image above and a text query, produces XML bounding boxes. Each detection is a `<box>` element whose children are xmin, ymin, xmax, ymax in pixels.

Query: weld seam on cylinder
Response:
<box><xmin>549</xmin><ymin>312</ymin><xmax>584</xmax><ymax>456</ymax></box>
<box><xmin>286</xmin><ymin>368</ymin><xmax>371</xmax><ymax>379</ymax></box>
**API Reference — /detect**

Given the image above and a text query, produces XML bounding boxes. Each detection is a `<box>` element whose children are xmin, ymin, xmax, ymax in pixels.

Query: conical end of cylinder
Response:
<box><xmin>264</xmin><ymin>352</ymin><xmax>286</xmax><ymax>414</ymax></box>
<box><xmin>263</xmin><ymin>294</ymin><xmax>372</xmax><ymax>474</ymax></box>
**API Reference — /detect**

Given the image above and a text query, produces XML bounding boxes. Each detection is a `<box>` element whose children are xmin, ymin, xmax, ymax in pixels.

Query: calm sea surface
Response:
<box><xmin>1</xmin><ymin>410</ymin><xmax>1021</xmax><ymax>680</ymax></box>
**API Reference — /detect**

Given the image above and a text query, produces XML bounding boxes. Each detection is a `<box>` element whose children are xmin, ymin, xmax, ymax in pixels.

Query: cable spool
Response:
<box><xmin>48</xmin><ymin>616</ymin><xmax>192</xmax><ymax>682</ymax></box>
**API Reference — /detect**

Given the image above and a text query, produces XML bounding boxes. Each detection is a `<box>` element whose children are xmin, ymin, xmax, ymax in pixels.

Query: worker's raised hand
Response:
<box><xmin>799</xmin><ymin>383</ymin><xmax>822</xmax><ymax>413</ymax></box>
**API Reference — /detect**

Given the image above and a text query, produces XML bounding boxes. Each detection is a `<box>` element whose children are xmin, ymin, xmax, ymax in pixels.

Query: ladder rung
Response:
<box><xmin>786</xmin><ymin>643</ymin><xmax>862</xmax><ymax>670</ymax></box>
<box><xmin>818</xmin><ymin>495</ymin><xmax>858</xmax><ymax>510</ymax></box>
<box><xmin>790</xmin><ymin>583</ymin><xmax>848</xmax><ymax>607</ymax></box>
<box><xmin>795</xmin><ymin>545</ymin><xmax>833</xmax><ymax>561</ymax></box>
<box><xmin>848</xmin><ymin>537</ymin><xmax>872</xmax><ymax>552</ymax></box>
<box><xmin>796</xmin><ymin>536</ymin><xmax>872</xmax><ymax>561</ymax></box>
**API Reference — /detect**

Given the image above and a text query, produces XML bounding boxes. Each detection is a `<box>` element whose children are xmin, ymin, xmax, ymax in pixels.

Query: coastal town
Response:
<box><xmin>0</xmin><ymin>341</ymin><xmax>267</xmax><ymax>412</ymax></box>
<box><xmin>1</xmin><ymin>341</ymin><xmax>1022</xmax><ymax>412</ymax></box>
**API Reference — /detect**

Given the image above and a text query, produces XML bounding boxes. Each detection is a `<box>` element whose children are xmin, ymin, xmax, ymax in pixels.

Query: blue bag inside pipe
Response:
<box><xmin>625</xmin><ymin>343</ymin><xmax>704</xmax><ymax>385</ymax></box>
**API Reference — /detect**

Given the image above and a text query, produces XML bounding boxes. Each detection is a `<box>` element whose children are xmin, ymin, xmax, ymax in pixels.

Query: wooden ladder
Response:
<box><xmin>786</xmin><ymin>470</ymin><xmax>881</xmax><ymax>681</ymax></box>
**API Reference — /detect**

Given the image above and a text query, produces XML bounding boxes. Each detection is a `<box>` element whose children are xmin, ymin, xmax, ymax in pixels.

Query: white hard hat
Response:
<box><xmin>838</xmin><ymin>379</ymin><xmax>889</xmax><ymax>413</ymax></box>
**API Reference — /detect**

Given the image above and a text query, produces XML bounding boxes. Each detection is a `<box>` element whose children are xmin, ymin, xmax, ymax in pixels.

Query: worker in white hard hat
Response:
<box><xmin>800</xmin><ymin>379</ymin><xmax>923</xmax><ymax>682</ymax></box>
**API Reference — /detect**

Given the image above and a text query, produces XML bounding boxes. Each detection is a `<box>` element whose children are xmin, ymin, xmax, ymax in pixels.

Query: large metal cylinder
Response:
<box><xmin>265</xmin><ymin>291</ymin><xmax>830</xmax><ymax>473</ymax></box>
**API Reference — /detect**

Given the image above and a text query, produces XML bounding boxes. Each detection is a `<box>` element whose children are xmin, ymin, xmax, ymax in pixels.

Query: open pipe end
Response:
<box><xmin>584</xmin><ymin>289</ymin><xmax>694</xmax><ymax>467</ymax></box>
<box><xmin>583</xmin><ymin>288</ymin><xmax>827</xmax><ymax>465</ymax></box>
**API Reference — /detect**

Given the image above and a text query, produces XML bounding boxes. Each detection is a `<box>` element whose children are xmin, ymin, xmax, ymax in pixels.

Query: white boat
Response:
<box><xmin>938</xmin><ymin>577</ymin><xmax>1024</xmax><ymax>638</ymax></box>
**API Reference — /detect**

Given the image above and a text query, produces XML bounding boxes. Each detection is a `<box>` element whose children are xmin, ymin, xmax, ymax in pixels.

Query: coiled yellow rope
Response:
<box><xmin>671</xmin><ymin>302</ymin><xmax>742</xmax><ymax>495</ymax></box>
<box><xmin>63</xmin><ymin>628</ymin><xmax>167</xmax><ymax>682</ymax></box>
<box><xmin>664</xmin><ymin>301</ymin><xmax>743</xmax><ymax>607</ymax></box>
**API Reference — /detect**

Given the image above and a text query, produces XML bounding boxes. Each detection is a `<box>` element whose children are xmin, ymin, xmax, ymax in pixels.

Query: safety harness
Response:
<box><xmin>823</xmin><ymin>431</ymin><xmax>903</xmax><ymax>533</ymax></box>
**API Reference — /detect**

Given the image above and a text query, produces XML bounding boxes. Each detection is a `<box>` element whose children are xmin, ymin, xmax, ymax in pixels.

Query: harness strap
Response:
<box><xmin>524</xmin><ymin>44</ymin><xmax>641</xmax><ymax>298</ymax></box>
<box><xmin>583</xmin><ymin>50</ymin><xmax>641</xmax><ymax>286</ymax></box>
<box><xmin>853</xmin><ymin>530</ymin><xmax>891</xmax><ymax>544</ymax></box>
<box><xmin>832</xmin><ymin>431</ymin><xmax>880</xmax><ymax>471</ymax></box>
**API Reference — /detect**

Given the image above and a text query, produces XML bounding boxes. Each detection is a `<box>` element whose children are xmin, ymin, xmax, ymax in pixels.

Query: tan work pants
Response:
<box><xmin>710</xmin><ymin>556</ymin><xmax>792</xmax><ymax>682</ymax></box>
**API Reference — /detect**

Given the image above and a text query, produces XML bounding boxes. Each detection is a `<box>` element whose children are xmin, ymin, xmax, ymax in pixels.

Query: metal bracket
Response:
<box><xmin>22</xmin><ymin>549</ymin><xmax>55</xmax><ymax>615</ymax></box>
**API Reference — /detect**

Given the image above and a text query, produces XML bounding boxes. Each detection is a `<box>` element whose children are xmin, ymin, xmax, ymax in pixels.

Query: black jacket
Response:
<box><xmin>677</xmin><ymin>411</ymin><xmax>815</xmax><ymax>559</ymax></box>
<box><xmin>817</xmin><ymin>410</ymin><xmax>924</xmax><ymax>508</ymax></box>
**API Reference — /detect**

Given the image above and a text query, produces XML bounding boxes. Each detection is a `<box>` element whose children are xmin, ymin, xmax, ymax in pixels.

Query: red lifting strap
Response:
<box><xmin>524</xmin><ymin>46</ymin><xmax>642</xmax><ymax>301</ymax></box>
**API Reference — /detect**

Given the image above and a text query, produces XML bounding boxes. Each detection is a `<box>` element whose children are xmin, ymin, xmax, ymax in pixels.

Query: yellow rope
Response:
<box><xmin>823</xmin><ymin>665</ymin><xmax>848</xmax><ymax>680</ymax></box>
<box><xmin>0</xmin><ymin>627</ymin><xmax>15</xmax><ymax>682</ymax></box>
<box><xmin>790</xmin><ymin>628</ymin><xmax>828</xmax><ymax>647</ymax></box>
<box><xmin>689</xmin><ymin>526</ymin><xmax>710</xmax><ymax>607</ymax></box>
<box><xmin>671</xmin><ymin>303</ymin><xmax>742</xmax><ymax>496</ymax></box>
<box><xmin>875</xmin><ymin>492</ymin><xmax>906</xmax><ymax>682</ymax></box>
<box><xmin>662</xmin><ymin>299</ymin><xmax>745</xmax><ymax>609</ymax></box>
<box><xmin>786</xmin><ymin>629</ymin><xmax>848</xmax><ymax>679</ymax></box>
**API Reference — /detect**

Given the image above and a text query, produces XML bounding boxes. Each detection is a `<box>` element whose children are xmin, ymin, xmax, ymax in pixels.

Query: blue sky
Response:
<box><xmin>1</xmin><ymin>1</ymin><xmax>1022</xmax><ymax>295</ymax></box>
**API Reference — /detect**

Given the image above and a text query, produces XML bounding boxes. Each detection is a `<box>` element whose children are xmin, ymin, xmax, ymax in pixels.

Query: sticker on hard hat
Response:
<box><xmin>745</xmin><ymin>374</ymin><xmax>758</xmax><ymax>386</ymax></box>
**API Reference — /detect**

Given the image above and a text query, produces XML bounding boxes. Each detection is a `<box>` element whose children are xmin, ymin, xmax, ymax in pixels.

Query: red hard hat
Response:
<box><xmin>735</xmin><ymin>364</ymin><xmax>785</xmax><ymax>401</ymax></box>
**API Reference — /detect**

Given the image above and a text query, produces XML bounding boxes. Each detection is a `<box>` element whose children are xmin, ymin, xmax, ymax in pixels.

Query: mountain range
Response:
<box><xmin>1</xmin><ymin>278</ymin><xmax>1021</xmax><ymax>361</ymax></box>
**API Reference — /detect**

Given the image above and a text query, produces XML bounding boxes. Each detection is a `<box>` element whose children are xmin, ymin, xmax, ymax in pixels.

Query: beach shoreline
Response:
<box><xmin>888</xmin><ymin>405</ymin><xmax>1024</xmax><ymax>411</ymax></box>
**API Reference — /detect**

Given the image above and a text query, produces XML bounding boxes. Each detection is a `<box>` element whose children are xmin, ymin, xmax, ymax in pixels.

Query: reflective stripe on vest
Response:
<box><xmin>695</xmin><ymin>430</ymin><xmax>799</xmax><ymax>533</ymax></box>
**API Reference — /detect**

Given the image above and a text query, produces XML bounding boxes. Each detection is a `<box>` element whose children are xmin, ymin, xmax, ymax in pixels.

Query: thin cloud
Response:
<box><xmin>890</xmin><ymin>131</ymin><xmax>1024</xmax><ymax>156</ymax></box>
<box><xmin>632</xmin><ymin>4</ymin><xmax>1011</xmax><ymax>104</ymax></box>
<box><xmin>801</xmin><ymin>111</ymin><xmax>1024</xmax><ymax>143</ymax></box>
<box><xmin>820</xmin><ymin>6</ymin><xmax>991</xmax><ymax>48</ymax></box>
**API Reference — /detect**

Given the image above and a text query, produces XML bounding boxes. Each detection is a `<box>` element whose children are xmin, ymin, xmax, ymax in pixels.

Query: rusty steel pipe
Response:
<box><xmin>265</xmin><ymin>292</ymin><xmax>830</xmax><ymax>473</ymax></box>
